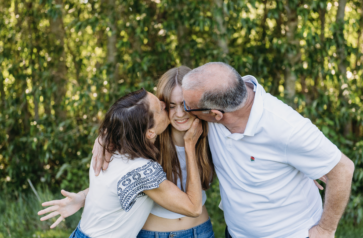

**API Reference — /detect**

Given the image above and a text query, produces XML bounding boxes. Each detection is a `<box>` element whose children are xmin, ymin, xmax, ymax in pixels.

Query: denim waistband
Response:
<box><xmin>69</xmin><ymin>222</ymin><xmax>90</xmax><ymax>238</ymax></box>
<box><xmin>137</xmin><ymin>218</ymin><xmax>213</xmax><ymax>238</ymax></box>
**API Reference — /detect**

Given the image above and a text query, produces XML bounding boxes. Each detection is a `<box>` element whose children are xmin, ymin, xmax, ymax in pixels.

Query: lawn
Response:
<box><xmin>1</xmin><ymin>185</ymin><xmax>361</xmax><ymax>238</ymax></box>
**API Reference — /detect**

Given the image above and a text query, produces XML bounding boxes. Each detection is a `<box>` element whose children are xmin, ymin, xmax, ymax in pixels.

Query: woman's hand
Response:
<box><xmin>92</xmin><ymin>137</ymin><xmax>111</xmax><ymax>176</ymax></box>
<box><xmin>38</xmin><ymin>189</ymin><xmax>87</xmax><ymax>229</ymax></box>
<box><xmin>314</xmin><ymin>175</ymin><xmax>327</xmax><ymax>190</ymax></box>
<box><xmin>184</xmin><ymin>119</ymin><xmax>203</xmax><ymax>147</ymax></box>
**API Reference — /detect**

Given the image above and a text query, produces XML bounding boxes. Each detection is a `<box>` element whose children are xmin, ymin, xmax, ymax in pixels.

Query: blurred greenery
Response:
<box><xmin>1</xmin><ymin>0</ymin><xmax>363</xmax><ymax>236</ymax></box>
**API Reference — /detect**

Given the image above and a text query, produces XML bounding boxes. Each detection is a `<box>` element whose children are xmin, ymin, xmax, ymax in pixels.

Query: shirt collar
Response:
<box><xmin>243</xmin><ymin>75</ymin><xmax>264</xmax><ymax>137</ymax></box>
<box><xmin>226</xmin><ymin>75</ymin><xmax>265</xmax><ymax>140</ymax></box>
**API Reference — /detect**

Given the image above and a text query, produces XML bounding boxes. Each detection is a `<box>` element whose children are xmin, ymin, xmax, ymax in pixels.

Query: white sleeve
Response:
<box><xmin>285</xmin><ymin>118</ymin><xmax>341</xmax><ymax>180</ymax></box>
<box><xmin>117</xmin><ymin>161</ymin><xmax>166</xmax><ymax>212</ymax></box>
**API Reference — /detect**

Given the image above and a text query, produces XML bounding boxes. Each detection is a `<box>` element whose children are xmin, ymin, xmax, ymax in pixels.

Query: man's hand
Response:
<box><xmin>38</xmin><ymin>189</ymin><xmax>87</xmax><ymax>229</ymax></box>
<box><xmin>314</xmin><ymin>175</ymin><xmax>327</xmax><ymax>190</ymax></box>
<box><xmin>309</xmin><ymin>225</ymin><xmax>335</xmax><ymax>238</ymax></box>
<box><xmin>92</xmin><ymin>137</ymin><xmax>111</xmax><ymax>176</ymax></box>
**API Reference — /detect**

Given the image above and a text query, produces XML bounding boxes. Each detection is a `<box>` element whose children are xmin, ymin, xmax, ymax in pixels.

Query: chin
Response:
<box><xmin>172</xmin><ymin>123</ymin><xmax>192</xmax><ymax>132</ymax></box>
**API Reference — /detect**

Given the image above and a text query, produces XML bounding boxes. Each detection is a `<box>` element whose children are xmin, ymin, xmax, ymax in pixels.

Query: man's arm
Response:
<box><xmin>309</xmin><ymin>153</ymin><xmax>354</xmax><ymax>238</ymax></box>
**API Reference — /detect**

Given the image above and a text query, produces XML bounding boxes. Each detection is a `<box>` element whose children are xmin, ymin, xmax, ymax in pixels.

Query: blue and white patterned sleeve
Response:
<box><xmin>117</xmin><ymin>161</ymin><xmax>167</xmax><ymax>212</ymax></box>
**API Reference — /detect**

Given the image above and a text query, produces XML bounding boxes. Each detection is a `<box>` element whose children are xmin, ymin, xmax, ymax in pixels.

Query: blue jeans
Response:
<box><xmin>69</xmin><ymin>222</ymin><xmax>90</xmax><ymax>238</ymax></box>
<box><xmin>137</xmin><ymin>218</ymin><xmax>215</xmax><ymax>238</ymax></box>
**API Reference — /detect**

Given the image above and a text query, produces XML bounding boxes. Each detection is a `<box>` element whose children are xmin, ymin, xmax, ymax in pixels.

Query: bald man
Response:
<box><xmin>182</xmin><ymin>62</ymin><xmax>354</xmax><ymax>238</ymax></box>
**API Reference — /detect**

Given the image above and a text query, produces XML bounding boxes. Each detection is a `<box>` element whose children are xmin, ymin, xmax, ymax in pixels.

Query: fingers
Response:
<box><xmin>42</xmin><ymin>199</ymin><xmax>61</xmax><ymax>207</ymax></box>
<box><xmin>61</xmin><ymin>189</ymin><xmax>75</xmax><ymax>198</ymax></box>
<box><xmin>102</xmin><ymin>160</ymin><xmax>110</xmax><ymax>170</ymax></box>
<box><xmin>95</xmin><ymin>159</ymin><xmax>101</xmax><ymax>176</ymax></box>
<box><xmin>40</xmin><ymin>211</ymin><xmax>60</xmax><ymax>221</ymax></box>
<box><xmin>38</xmin><ymin>205</ymin><xmax>59</xmax><ymax>216</ymax></box>
<box><xmin>50</xmin><ymin>216</ymin><xmax>64</xmax><ymax>229</ymax></box>
<box><xmin>192</xmin><ymin>118</ymin><xmax>200</xmax><ymax>127</ymax></box>
<box><xmin>92</xmin><ymin>153</ymin><xmax>98</xmax><ymax>174</ymax></box>
<box><xmin>314</xmin><ymin>180</ymin><xmax>324</xmax><ymax>190</ymax></box>
<box><xmin>319</xmin><ymin>175</ymin><xmax>327</xmax><ymax>183</ymax></box>
<box><xmin>189</xmin><ymin>118</ymin><xmax>200</xmax><ymax>133</ymax></box>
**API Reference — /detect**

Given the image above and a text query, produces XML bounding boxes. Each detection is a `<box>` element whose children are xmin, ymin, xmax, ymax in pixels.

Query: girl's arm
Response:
<box><xmin>144</xmin><ymin>119</ymin><xmax>203</xmax><ymax>217</ymax></box>
<box><xmin>38</xmin><ymin>188</ymin><xmax>89</xmax><ymax>228</ymax></box>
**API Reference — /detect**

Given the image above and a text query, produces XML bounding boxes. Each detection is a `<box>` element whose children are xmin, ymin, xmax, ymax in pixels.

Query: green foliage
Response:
<box><xmin>1</xmin><ymin>0</ymin><xmax>363</xmax><ymax>232</ymax></box>
<box><xmin>0</xmin><ymin>187</ymin><xmax>81</xmax><ymax>237</ymax></box>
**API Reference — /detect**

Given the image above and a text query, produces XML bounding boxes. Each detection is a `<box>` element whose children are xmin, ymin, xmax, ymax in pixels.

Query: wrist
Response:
<box><xmin>317</xmin><ymin>223</ymin><xmax>336</xmax><ymax>233</ymax></box>
<box><xmin>77</xmin><ymin>190</ymin><xmax>87</xmax><ymax>207</ymax></box>
<box><xmin>184</xmin><ymin>141</ymin><xmax>196</xmax><ymax>148</ymax></box>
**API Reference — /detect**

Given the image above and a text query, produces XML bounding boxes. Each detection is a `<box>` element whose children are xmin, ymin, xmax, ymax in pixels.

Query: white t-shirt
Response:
<box><xmin>208</xmin><ymin>75</ymin><xmax>341</xmax><ymax>238</ymax></box>
<box><xmin>151</xmin><ymin>145</ymin><xmax>207</xmax><ymax>219</ymax></box>
<box><xmin>80</xmin><ymin>154</ymin><xmax>166</xmax><ymax>238</ymax></box>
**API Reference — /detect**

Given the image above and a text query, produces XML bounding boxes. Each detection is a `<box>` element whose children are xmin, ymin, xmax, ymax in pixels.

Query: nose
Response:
<box><xmin>176</xmin><ymin>105</ymin><xmax>185</xmax><ymax>117</ymax></box>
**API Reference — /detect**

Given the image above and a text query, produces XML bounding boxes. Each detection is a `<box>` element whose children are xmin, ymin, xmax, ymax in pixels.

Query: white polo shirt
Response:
<box><xmin>208</xmin><ymin>76</ymin><xmax>341</xmax><ymax>238</ymax></box>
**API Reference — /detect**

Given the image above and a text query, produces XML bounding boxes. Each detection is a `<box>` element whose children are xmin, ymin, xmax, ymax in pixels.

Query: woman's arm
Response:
<box><xmin>38</xmin><ymin>188</ymin><xmax>89</xmax><ymax>228</ymax></box>
<box><xmin>144</xmin><ymin>119</ymin><xmax>203</xmax><ymax>217</ymax></box>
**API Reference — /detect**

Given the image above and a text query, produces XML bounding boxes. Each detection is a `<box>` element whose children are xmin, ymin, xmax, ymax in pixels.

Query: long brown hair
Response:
<box><xmin>99</xmin><ymin>88</ymin><xmax>159</xmax><ymax>162</ymax></box>
<box><xmin>155</xmin><ymin>66</ymin><xmax>214</xmax><ymax>190</ymax></box>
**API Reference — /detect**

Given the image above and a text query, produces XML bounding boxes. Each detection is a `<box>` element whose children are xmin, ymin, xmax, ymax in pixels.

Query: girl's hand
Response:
<box><xmin>184</xmin><ymin>119</ymin><xmax>203</xmax><ymax>147</ymax></box>
<box><xmin>38</xmin><ymin>189</ymin><xmax>87</xmax><ymax>229</ymax></box>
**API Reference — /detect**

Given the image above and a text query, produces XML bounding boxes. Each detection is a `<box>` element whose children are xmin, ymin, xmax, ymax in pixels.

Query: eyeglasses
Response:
<box><xmin>183</xmin><ymin>100</ymin><xmax>225</xmax><ymax>114</ymax></box>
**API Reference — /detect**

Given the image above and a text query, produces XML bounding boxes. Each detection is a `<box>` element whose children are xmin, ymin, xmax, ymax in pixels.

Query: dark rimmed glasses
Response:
<box><xmin>183</xmin><ymin>100</ymin><xmax>225</xmax><ymax>114</ymax></box>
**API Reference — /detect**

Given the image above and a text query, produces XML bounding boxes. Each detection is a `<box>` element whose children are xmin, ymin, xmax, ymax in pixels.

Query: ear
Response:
<box><xmin>210</xmin><ymin>110</ymin><xmax>224</xmax><ymax>121</ymax></box>
<box><xmin>146</xmin><ymin>129</ymin><xmax>157</xmax><ymax>140</ymax></box>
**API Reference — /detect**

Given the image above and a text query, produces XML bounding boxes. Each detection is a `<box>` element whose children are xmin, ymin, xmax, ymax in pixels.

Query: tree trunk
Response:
<box><xmin>356</xmin><ymin>3</ymin><xmax>363</xmax><ymax>69</ymax></box>
<box><xmin>316</xmin><ymin>1</ymin><xmax>327</xmax><ymax>99</ymax></box>
<box><xmin>177</xmin><ymin>24</ymin><xmax>191</xmax><ymax>66</ymax></box>
<box><xmin>106</xmin><ymin>0</ymin><xmax>119</xmax><ymax>98</ymax></box>
<box><xmin>334</xmin><ymin>0</ymin><xmax>351</xmax><ymax>136</ymax></box>
<box><xmin>261</xmin><ymin>0</ymin><xmax>268</xmax><ymax>44</ymax></box>
<box><xmin>335</xmin><ymin>0</ymin><xmax>347</xmax><ymax>81</ymax></box>
<box><xmin>213</xmin><ymin>0</ymin><xmax>229</xmax><ymax>57</ymax></box>
<box><xmin>27</xmin><ymin>2</ymin><xmax>39</xmax><ymax>121</ymax></box>
<box><xmin>0</xmin><ymin>71</ymin><xmax>5</xmax><ymax>110</ymax></box>
<box><xmin>106</xmin><ymin>0</ymin><xmax>117</xmax><ymax>65</ymax></box>
<box><xmin>175</xmin><ymin>1</ymin><xmax>191</xmax><ymax>66</ymax></box>
<box><xmin>49</xmin><ymin>0</ymin><xmax>67</xmax><ymax>120</ymax></box>
<box><xmin>318</xmin><ymin>1</ymin><xmax>327</xmax><ymax>43</ymax></box>
<box><xmin>284</xmin><ymin>1</ymin><xmax>301</xmax><ymax>106</ymax></box>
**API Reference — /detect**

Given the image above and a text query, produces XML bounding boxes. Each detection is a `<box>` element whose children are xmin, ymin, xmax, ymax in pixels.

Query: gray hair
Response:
<box><xmin>182</xmin><ymin>62</ymin><xmax>248</xmax><ymax>113</ymax></box>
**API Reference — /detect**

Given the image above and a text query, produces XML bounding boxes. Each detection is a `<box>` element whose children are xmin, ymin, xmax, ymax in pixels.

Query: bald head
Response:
<box><xmin>182</xmin><ymin>62</ymin><xmax>248</xmax><ymax>112</ymax></box>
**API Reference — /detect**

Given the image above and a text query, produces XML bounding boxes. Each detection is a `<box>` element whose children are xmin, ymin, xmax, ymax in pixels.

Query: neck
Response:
<box><xmin>171</xmin><ymin>126</ymin><xmax>186</xmax><ymax>147</ymax></box>
<box><xmin>221</xmin><ymin>86</ymin><xmax>255</xmax><ymax>134</ymax></box>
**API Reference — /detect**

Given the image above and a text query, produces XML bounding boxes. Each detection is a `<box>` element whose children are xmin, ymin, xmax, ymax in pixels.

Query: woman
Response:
<box><xmin>39</xmin><ymin>66</ymin><xmax>215</xmax><ymax>237</ymax></box>
<box><xmin>39</xmin><ymin>88</ymin><xmax>205</xmax><ymax>238</ymax></box>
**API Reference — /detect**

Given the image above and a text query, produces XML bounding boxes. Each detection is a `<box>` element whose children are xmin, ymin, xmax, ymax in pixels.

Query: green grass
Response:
<box><xmin>0</xmin><ymin>187</ymin><xmax>81</xmax><ymax>238</ymax></box>
<box><xmin>1</xmin><ymin>185</ymin><xmax>362</xmax><ymax>238</ymax></box>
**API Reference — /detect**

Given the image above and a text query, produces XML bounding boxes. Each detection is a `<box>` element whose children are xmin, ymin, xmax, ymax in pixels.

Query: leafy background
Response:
<box><xmin>0</xmin><ymin>0</ymin><xmax>362</xmax><ymax>237</ymax></box>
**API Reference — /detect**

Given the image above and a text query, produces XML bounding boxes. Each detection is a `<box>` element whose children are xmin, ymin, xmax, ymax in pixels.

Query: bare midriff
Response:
<box><xmin>141</xmin><ymin>205</ymin><xmax>209</xmax><ymax>232</ymax></box>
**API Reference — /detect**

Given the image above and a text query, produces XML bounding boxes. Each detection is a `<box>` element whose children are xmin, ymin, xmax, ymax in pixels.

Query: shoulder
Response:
<box><xmin>117</xmin><ymin>160</ymin><xmax>164</xmax><ymax>188</ymax></box>
<box><xmin>261</xmin><ymin>93</ymin><xmax>305</xmax><ymax>128</ymax></box>
<box><xmin>117</xmin><ymin>160</ymin><xmax>166</xmax><ymax>211</ymax></box>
